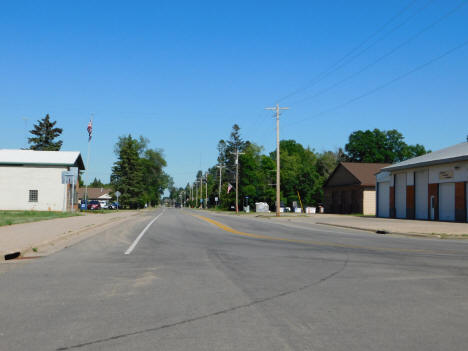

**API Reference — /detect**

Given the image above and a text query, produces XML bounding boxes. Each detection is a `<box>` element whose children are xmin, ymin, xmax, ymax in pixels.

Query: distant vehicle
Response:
<box><xmin>175</xmin><ymin>202</ymin><xmax>181</xmax><ymax>208</ymax></box>
<box><xmin>108</xmin><ymin>202</ymin><xmax>119</xmax><ymax>210</ymax></box>
<box><xmin>99</xmin><ymin>200</ymin><xmax>108</xmax><ymax>209</ymax></box>
<box><xmin>87</xmin><ymin>200</ymin><xmax>101</xmax><ymax>210</ymax></box>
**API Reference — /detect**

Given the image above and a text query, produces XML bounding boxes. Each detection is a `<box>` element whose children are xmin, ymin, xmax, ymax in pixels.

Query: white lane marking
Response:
<box><xmin>124</xmin><ymin>209</ymin><xmax>165</xmax><ymax>255</ymax></box>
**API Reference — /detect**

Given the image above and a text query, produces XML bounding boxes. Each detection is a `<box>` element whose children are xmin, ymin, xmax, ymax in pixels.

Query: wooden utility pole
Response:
<box><xmin>199</xmin><ymin>174</ymin><xmax>203</xmax><ymax>208</ymax></box>
<box><xmin>205</xmin><ymin>173</ymin><xmax>208</xmax><ymax>209</ymax></box>
<box><xmin>265</xmin><ymin>104</ymin><xmax>289</xmax><ymax>217</ymax></box>
<box><xmin>217</xmin><ymin>164</ymin><xmax>225</xmax><ymax>206</ymax></box>
<box><xmin>232</xmin><ymin>149</ymin><xmax>244</xmax><ymax>214</ymax></box>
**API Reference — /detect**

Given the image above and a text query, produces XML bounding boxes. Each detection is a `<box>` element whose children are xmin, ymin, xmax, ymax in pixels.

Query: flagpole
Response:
<box><xmin>84</xmin><ymin>114</ymin><xmax>93</xmax><ymax>206</ymax></box>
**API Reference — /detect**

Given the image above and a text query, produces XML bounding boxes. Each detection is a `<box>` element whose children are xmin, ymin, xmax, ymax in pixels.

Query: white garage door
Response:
<box><xmin>378</xmin><ymin>182</ymin><xmax>390</xmax><ymax>218</ymax></box>
<box><xmin>415</xmin><ymin>170</ymin><xmax>428</xmax><ymax>220</ymax></box>
<box><xmin>439</xmin><ymin>182</ymin><xmax>455</xmax><ymax>221</ymax></box>
<box><xmin>395</xmin><ymin>173</ymin><xmax>406</xmax><ymax>219</ymax></box>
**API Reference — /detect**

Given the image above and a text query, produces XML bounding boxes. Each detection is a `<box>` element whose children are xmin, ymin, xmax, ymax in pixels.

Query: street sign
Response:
<box><xmin>70</xmin><ymin>167</ymin><xmax>79</xmax><ymax>179</ymax></box>
<box><xmin>114</xmin><ymin>191</ymin><xmax>121</xmax><ymax>210</ymax></box>
<box><xmin>61</xmin><ymin>171</ymin><xmax>75</xmax><ymax>184</ymax></box>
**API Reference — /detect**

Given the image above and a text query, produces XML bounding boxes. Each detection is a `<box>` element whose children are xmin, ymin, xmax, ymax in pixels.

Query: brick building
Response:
<box><xmin>324</xmin><ymin>162</ymin><xmax>390</xmax><ymax>215</ymax></box>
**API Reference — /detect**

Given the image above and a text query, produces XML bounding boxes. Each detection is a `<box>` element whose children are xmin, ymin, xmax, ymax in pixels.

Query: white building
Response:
<box><xmin>0</xmin><ymin>149</ymin><xmax>85</xmax><ymax>211</ymax></box>
<box><xmin>376</xmin><ymin>142</ymin><xmax>468</xmax><ymax>222</ymax></box>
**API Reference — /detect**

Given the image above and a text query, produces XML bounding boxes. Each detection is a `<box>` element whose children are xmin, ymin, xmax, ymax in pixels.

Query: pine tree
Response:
<box><xmin>28</xmin><ymin>114</ymin><xmax>63</xmax><ymax>151</ymax></box>
<box><xmin>89</xmin><ymin>178</ymin><xmax>105</xmax><ymax>188</ymax></box>
<box><xmin>110</xmin><ymin>135</ymin><xmax>145</xmax><ymax>209</ymax></box>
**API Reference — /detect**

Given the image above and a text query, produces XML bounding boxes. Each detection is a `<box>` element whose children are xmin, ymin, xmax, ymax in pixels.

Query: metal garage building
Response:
<box><xmin>0</xmin><ymin>149</ymin><xmax>85</xmax><ymax>211</ymax></box>
<box><xmin>376</xmin><ymin>142</ymin><xmax>468</xmax><ymax>222</ymax></box>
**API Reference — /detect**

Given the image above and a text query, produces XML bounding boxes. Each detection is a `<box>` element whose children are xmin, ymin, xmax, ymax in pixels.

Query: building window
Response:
<box><xmin>29</xmin><ymin>190</ymin><xmax>38</xmax><ymax>202</ymax></box>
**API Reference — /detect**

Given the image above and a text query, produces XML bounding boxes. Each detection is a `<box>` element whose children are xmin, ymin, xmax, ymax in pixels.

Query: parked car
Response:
<box><xmin>99</xmin><ymin>200</ymin><xmax>109</xmax><ymax>209</ymax></box>
<box><xmin>87</xmin><ymin>200</ymin><xmax>101</xmax><ymax>210</ymax></box>
<box><xmin>108</xmin><ymin>202</ymin><xmax>119</xmax><ymax>210</ymax></box>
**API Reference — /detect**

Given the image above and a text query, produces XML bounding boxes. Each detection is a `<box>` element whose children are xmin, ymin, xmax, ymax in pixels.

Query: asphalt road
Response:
<box><xmin>1</xmin><ymin>208</ymin><xmax>468</xmax><ymax>351</ymax></box>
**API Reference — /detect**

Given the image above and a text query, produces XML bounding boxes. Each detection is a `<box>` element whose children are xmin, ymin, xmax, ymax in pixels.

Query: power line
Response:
<box><xmin>275</xmin><ymin>0</ymin><xmax>426</xmax><ymax>104</ymax></box>
<box><xmin>284</xmin><ymin>38</ymin><xmax>468</xmax><ymax>129</ymax></box>
<box><xmin>287</xmin><ymin>0</ymin><xmax>468</xmax><ymax>106</ymax></box>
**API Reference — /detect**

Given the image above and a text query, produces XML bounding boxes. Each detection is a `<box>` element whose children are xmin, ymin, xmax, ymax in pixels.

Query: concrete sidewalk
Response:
<box><xmin>0</xmin><ymin>211</ymin><xmax>140</xmax><ymax>260</ymax></box>
<box><xmin>265</xmin><ymin>214</ymin><xmax>468</xmax><ymax>238</ymax></box>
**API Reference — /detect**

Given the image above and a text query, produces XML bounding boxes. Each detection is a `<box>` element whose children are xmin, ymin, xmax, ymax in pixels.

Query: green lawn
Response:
<box><xmin>0</xmin><ymin>211</ymin><xmax>80</xmax><ymax>227</ymax></box>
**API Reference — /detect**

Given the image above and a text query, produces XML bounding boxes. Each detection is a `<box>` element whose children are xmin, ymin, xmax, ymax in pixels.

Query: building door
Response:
<box><xmin>378</xmin><ymin>182</ymin><xmax>390</xmax><ymax>217</ymax></box>
<box><xmin>395</xmin><ymin>173</ymin><xmax>407</xmax><ymax>219</ymax></box>
<box><xmin>439</xmin><ymin>182</ymin><xmax>455</xmax><ymax>221</ymax></box>
<box><xmin>415</xmin><ymin>170</ymin><xmax>428</xmax><ymax>220</ymax></box>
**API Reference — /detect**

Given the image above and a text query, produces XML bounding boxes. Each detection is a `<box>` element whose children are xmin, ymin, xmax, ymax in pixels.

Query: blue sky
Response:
<box><xmin>1</xmin><ymin>0</ymin><xmax>467</xmax><ymax>187</ymax></box>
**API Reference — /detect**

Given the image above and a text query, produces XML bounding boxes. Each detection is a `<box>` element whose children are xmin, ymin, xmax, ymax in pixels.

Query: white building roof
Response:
<box><xmin>0</xmin><ymin>149</ymin><xmax>85</xmax><ymax>170</ymax></box>
<box><xmin>382</xmin><ymin>142</ymin><xmax>468</xmax><ymax>172</ymax></box>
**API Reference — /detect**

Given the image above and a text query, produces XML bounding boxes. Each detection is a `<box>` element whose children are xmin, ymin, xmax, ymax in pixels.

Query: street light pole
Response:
<box><xmin>265</xmin><ymin>104</ymin><xmax>289</xmax><ymax>217</ymax></box>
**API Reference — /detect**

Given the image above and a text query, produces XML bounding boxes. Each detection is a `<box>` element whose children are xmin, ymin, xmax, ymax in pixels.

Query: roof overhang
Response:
<box><xmin>382</xmin><ymin>155</ymin><xmax>468</xmax><ymax>172</ymax></box>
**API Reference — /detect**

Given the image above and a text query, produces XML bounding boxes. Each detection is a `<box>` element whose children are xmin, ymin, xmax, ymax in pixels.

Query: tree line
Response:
<box><xmin>26</xmin><ymin>115</ymin><xmax>171</xmax><ymax>208</ymax></box>
<box><xmin>171</xmin><ymin>124</ymin><xmax>429</xmax><ymax>211</ymax></box>
<box><xmin>25</xmin><ymin>114</ymin><xmax>430</xmax><ymax>210</ymax></box>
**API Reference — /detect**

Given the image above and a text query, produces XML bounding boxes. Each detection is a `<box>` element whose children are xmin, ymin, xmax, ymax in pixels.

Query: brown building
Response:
<box><xmin>77</xmin><ymin>187</ymin><xmax>112</xmax><ymax>203</ymax></box>
<box><xmin>323</xmin><ymin>162</ymin><xmax>390</xmax><ymax>215</ymax></box>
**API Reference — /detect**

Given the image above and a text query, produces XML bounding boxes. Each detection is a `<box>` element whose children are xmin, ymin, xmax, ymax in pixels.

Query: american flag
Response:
<box><xmin>87</xmin><ymin>120</ymin><xmax>92</xmax><ymax>141</ymax></box>
<box><xmin>227</xmin><ymin>183</ymin><xmax>233</xmax><ymax>194</ymax></box>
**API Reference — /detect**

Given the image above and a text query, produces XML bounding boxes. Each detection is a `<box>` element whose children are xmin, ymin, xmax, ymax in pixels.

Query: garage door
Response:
<box><xmin>415</xmin><ymin>170</ymin><xmax>428</xmax><ymax>220</ymax></box>
<box><xmin>439</xmin><ymin>182</ymin><xmax>455</xmax><ymax>221</ymax></box>
<box><xmin>378</xmin><ymin>182</ymin><xmax>390</xmax><ymax>218</ymax></box>
<box><xmin>395</xmin><ymin>173</ymin><xmax>406</xmax><ymax>219</ymax></box>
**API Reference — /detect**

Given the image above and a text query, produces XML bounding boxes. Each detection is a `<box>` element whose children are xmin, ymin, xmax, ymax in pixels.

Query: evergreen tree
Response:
<box><xmin>28</xmin><ymin>114</ymin><xmax>63</xmax><ymax>151</ymax></box>
<box><xmin>110</xmin><ymin>135</ymin><xmax>145</xmax><ymax>209</ymax></box>
<box><xmin>89</xmin><ymin>178</ymin><xmax>105</xmax><ymax>188</ymax></box>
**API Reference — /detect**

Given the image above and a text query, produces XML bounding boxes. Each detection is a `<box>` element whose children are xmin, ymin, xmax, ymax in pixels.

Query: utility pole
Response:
<box><xmin>205</xmin><ymin>173</ymin><xmax>208</xmax><ymax>209</ymax></box>
<box><xmin>199</xmin><ymin>174</ymin><xmax>203</xmax><ymax>208</ymax></box>
<box><xmin>232</xmin><ymin>149</ymin><xmax>245</xmax><ymax>214</ymax></box>
<box><xmin>265</xmin><ymin>104</ymin><xmax>289</xmax><ymax>217</ymax></box>
<box><xmin>195</xmin><ymin>181</ymin><xmax>198</xmax><ymax>207</ymax></box>
<box><xmin>217</xmin><ymin>164</ymin><xmax>225</xmax><ymax>206</ymax></box>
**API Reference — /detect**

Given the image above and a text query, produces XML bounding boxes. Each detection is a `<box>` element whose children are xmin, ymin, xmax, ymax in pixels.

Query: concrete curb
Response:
<box><xmin>2</xmin><ymin>212</ymin><xmax>141</xmax><ymax>261</ymax></box>
<box><xmin>315</xmin><ymin>222</ymin><xmax>468</xmax><ymax>239</ymax></box>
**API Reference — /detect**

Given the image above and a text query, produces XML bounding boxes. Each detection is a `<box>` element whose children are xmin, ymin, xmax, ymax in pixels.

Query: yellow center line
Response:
<box><xmin>192</xmin><ymin>214</ymin><xmax>436</xmax><ymax>254</ymax></box>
